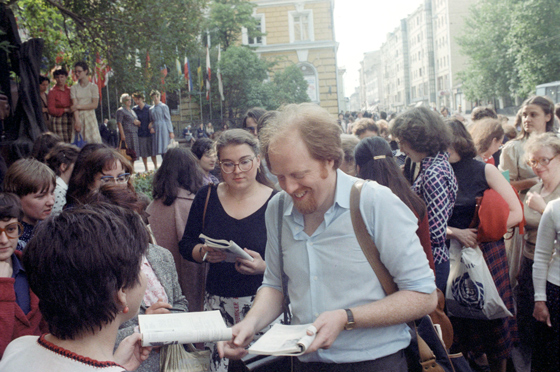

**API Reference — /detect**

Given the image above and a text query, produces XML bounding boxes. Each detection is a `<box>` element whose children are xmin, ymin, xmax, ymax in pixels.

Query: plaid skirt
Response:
<box><xmin>51</xmin><ymin>113</ymin><xmax>73</xmax><ymax>143</ymax></box>
<box><xmin>450</xmin><ymin>238</ymin><xmax>516</xmax><ymax>362</ymax></box>
<box><xmin>75</xmin><ymin>109</ymin><xmax>101</xmax><ymax>144</ymax></box>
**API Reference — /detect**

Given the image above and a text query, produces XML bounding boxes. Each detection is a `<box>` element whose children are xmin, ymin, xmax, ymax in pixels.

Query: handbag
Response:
<box><xmin>350</xmin><ymin>180</ymin><xmax>472</xmax><ymax>372</ymax></box>
<box><xmin>159</xmin><ymin>343</ymin><xmax>210</xmax><ymax>372</ymax></box>
<box><xmin>119</xmin><ymin>140</ymin><xmax>137</xmax><ymax>162</ymax></box>
<box><xmin>228</xmin><ymin>194</ymin><xmax>292</xmax><ymax>372</ymax></box>
<box><xmin>446</xmin><ymin>240</ymin><xmax>513</xmax><ymax>320</ymax></box>
<box><xmin>72</xmin><ymin>133</ymin><xmax>87</xmax><ymax>148</ymax></box>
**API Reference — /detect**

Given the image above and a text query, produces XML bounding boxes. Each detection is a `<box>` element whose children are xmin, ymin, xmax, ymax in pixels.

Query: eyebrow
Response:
<box><xmin>220</xmin><ymin>155</ymin><xmax>254</xmax><ymax>162</ymax></box>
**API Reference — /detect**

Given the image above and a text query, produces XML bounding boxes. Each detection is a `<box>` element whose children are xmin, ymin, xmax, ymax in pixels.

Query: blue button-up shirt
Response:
<box><xmin>261</xmin><ymin>170</ymin><xmax>436</xmax><ymax>363</ymax></box>
<box><xmin>12</xmin><ymin>253</ymin><xmax>31</xmax><ymax>315</ymax></box>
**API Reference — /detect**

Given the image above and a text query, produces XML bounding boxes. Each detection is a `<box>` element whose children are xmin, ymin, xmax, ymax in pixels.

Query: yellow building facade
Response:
<box><xmin>243</xmin><ymin>0</ymin><xmax>339</xmax><ymax>114</ymax></box>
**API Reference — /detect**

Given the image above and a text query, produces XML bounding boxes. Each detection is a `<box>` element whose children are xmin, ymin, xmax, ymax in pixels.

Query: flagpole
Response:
<box><xmin>107</xmin><ymin>79</ymin><xmax>111</xmax><ymax>118</ymax></box>
<box><xmin>179</xmin><ymin>88</ymin><xmax>182</xmax><ymax>124</ymax></box>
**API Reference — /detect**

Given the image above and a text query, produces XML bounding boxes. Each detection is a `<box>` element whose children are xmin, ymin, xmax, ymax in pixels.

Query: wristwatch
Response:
<box><xmin>344</xmin><ymin>308</ymin><xmax>356</xmax><ymax>330</ymax></box>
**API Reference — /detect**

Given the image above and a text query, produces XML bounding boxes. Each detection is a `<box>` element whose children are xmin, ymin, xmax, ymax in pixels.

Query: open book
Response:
<box><xmin>248</xmin><ymin>324</ymin><xmax>317</xmax><ymax>356</ymax></box>
<box><xmin>139</xmin><ymin>310</ymin><xmax>233</xmax><ymax>347</ymax></box>
<box><xmin>199</xmin><ymin>233</ymin><xmax>254</xmax><ymax>262</ymax></box>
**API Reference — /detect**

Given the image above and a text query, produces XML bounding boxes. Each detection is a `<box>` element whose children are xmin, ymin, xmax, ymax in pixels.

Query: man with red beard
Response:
<box><xmin>219</xmin><ymin>103</ymin><xmax>437</xmax><ymax>371</ymax></box>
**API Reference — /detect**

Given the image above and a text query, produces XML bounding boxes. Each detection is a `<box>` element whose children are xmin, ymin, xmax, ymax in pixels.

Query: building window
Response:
<box><xmin>242</xmin><ymin>14</ymin><xmax>266</xmax><ymax>46</ymax></box>
<box><xmin>298</xmin><ymin>62</ymin><xmax>319</xmax><ymax>102</ymax></box>
<box><xmin>289</xmin><ymin>10</ymin><xmax>314</xmax><ymax>43</ymax></box>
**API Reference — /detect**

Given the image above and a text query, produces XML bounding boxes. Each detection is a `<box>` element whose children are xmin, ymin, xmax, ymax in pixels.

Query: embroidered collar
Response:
<box><xmin>37</xmin><ymin>335</ymin><xmax>122</xmax><ymax>368</ymax></box>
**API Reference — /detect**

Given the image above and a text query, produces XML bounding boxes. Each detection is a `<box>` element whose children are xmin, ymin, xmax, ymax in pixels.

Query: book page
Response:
<box><xmin>139</xmin><ymin>310</ymin><xmax>233</xmax><ymax>346</ymax></box>
<box><xmin>248</xmin><ymin>323</ymin><xmax>317</xmax><ymax>356</ymax></box>
<box><xmin>199</xmin><ymin>234</ymin><xmax>254</xmax><ymax>262</ymax></box>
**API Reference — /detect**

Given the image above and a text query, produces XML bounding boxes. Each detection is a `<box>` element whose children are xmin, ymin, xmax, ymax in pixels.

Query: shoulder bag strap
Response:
<box><xmin>349</xmin><ymin>180</ymin><xmax>398</xmax><ymax>295</ymax></box>
<box><xmin>277</xmin><ymin>193</ymin><xmax>291</xmax><ymax>324</ymax></box>
<box><xmin>349</xmin><ymin>180</ymin><xmax>439</xmax><ymax>368</ymax></box>
<box><xmin>202</xmin><ymin>183</ymin><xmax>213</xmax><ymax>230</ymax></box>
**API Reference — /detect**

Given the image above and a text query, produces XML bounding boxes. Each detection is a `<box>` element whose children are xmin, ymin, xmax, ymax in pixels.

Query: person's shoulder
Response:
<box><xmin>148</xmin><ymin>243</ymin><xmax>173</xmax><ymax>261</ymax></box>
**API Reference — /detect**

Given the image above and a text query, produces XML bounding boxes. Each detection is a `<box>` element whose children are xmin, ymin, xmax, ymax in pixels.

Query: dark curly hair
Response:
<box><xmin>390</xmin><ymin>107</ymin><xmax>452</xmax><ymax>156</ymax></box>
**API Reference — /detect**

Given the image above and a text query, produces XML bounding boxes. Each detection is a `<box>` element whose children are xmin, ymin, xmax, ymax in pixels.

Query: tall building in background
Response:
<box><xmin>244</xmin><ymin>0</ymin><xmax>339</xmax><ymax>114</ymax></box>
<box><xmin>353</xmin><ymin>0</ymin><xmax>476</xmax><ymax>114</ymax></box>
<box><xmin>432</xmin><ymin>0</ymin><xmax>476</xmax><ymax>112</ymax></box>
<box><xmin>407</xmin><ymin>0</ymin><xmax>436</xmax><ymax>107</ymax></box>
<box><xmin>380</xmin><ymin>20</ymin><xmax>409</xmax><ymax>111</ymax></box>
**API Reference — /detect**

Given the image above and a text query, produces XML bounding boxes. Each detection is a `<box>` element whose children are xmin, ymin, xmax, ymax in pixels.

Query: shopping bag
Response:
<box><xmin>446</xmin><ymin>240</ymin><xmax>513</xmax><ymax>320</ymax></box>
<box><xmin>159</xmin><ymin>343</ymin><xmax>210</xmax><ymax>372</ymax></box>
<box><xmin>72</xmin><ymin>133</ymin><xmax>87</xmax><ymax>148</ymax></box>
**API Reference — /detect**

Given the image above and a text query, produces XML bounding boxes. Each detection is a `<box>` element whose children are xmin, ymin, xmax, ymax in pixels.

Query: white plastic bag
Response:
<box><xmin>446</xmin><ymin>240</ymin><xmax>513</xmax><ymax>320</ymax></box>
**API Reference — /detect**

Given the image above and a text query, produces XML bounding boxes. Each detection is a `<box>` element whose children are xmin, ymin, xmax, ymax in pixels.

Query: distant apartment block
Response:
<box><xmin>356</xmin><ymin>0</ymin><xmax>475</xmax><ymax>113</ymax></box>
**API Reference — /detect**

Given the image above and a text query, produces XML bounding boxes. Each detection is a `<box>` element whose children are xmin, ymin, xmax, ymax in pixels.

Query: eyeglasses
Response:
<box><xmin>0</xmin><ymin>222</ymin><xmax>24</xmax><ymax>239</ymax></box>
<box><xmin>99</xmin><ymin>173</ymin><xmax>131</xmax><ymax>184</ymax></box>
<box><xmin>220</xmin><ymin>157</ymin><xmax>255</xmax><ymax>174</ymax></box>
<box><xmin>527</xmin><ymin>155</ymin><xmax>558</xmax><ymax>168</ymax></box>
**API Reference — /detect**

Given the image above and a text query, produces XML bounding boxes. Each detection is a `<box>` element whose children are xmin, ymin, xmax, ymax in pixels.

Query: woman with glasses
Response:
<box><xmin>116</xmin><ymin>93</ymin><xmax>141</xmax><ymax>172</ymax></box>
<box><xmin>179</xmin><ymin>129</ymin><xmax>276</xmax><ymax>372</ymax></box>
<box><xmin>518</xmin><ymin>133</ymin><xmax>560</xmax><ymax>370</ymax></box>
<box><xmin>66</xmin><ymin>147</ymin><xmax>133</xmax><ymax>206</ymax></box>
<box><xmin>0</xmin><ymin>193</ymin><xmax>47</xmax><ymax>357</ymax></box>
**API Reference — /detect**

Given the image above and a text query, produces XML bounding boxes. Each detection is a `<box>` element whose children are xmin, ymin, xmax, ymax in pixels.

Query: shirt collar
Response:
<box><xmin>420</xmin><ymin>151</ymin><xmax>450</xmax><ymax>170</ymax></box>
<box><xmin>11</xmin><ymin>253</ymin><xmax>25</xmax><ymax>278</ymax></box>
<box><xmin>284</xmin><ymin>169</ymin><xmax>358</xmax><ymax>220</ymax></box>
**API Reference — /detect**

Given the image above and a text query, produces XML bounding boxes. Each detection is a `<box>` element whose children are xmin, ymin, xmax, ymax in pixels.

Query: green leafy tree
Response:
<box><xmin>272</xmin><ymin>64</ymin><xmax>310</xmax><ymax>107</ymax></box>
<box><xmin>10</xmin><ymin>0</ymin><xmax>206</xmax><ymax>95</ymax></box>
<box><xmin>458</xmin><ymin>0</ymin><xmax>560</xmax><ymax>101</ymax></box>
<box><xmin>205</xmin><ymin>0</ymin><xmax>262</xmax><ymax>49</ymax></box>
<box><xmin>508</xmin><ymin>0</ymin><xmax>560</xmax><ymax>97</ymax></box>
<box><xmin>218</xmin><ymin>46</ymin><xmax>310</xmax><ymax>119</ymax></box>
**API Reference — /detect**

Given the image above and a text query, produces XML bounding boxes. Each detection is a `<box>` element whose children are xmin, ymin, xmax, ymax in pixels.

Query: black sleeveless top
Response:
<box><xmin>448</xmin><ymin>158</ymin><xmax>488</xmax><ymax>229</ymax></box>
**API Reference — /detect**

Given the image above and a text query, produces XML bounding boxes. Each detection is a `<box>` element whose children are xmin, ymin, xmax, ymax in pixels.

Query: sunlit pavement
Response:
<box><xmin>132</xmin><ymin>155</ymin><xmax>163</xmax><ymax>174</ymax></box>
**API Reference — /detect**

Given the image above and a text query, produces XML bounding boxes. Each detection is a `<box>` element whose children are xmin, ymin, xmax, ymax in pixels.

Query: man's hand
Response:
<box><xmin>145</xmin><ymin>299</ymin><xmax>172</xmax><ymax>315</ymax></box>
<box><xmin>114</xmin><ymin>333</ymin><xmax>152</xmax><ymax>371</ymax></box>
<box><xmin>533</xmin><ymin>301</ymin><xmax>551</xmax><ymax>327</ymax></box>
<box><xmin>305</xmin><ymin>309</ymin><xmax>347</xmax><ymax>354</ymax></box>
<box><xmin>235</xmin><ymin>249</ymin><xmax>266</xmax><ymax>275</ymax></box>
<box><xmin>217</xmin><ymin>321</ymin><xmax>256</xmax><ymax>360</ymax></box>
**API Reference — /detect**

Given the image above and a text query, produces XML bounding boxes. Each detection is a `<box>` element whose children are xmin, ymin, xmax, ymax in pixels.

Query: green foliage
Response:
<box><xmin>272</xmin><ymin>64</ymin><xmax>310</xmax><ymax>107</ymax></box>
<box><xmin>206</xmin><ymin>0</ymin><xmax>261</xmax><ymax>49</ymax></box>
<box><xmin>133</xmin><ymin>170</ymin><xmax>155</xmax><ymax>200</ymax></box>
<box><xmin>458</xmin><ymin>0</ymin><xmax>560</xmax><ymax>101</ymax></box>
<box><xmin>219</xmin><ymin>46</ymin><xmax>310</xmax><ymax>118</ymax></box>
<box><xmin>11</xmin><ymin>0</ymin><xmax>207</xmax><ymax>94</ymax></box>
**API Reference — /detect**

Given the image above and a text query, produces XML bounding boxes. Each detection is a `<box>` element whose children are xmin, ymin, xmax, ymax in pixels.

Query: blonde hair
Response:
<box><xmin>524</xmin><ymin>133</ymin><xmax>560</xmax><ymax>160</ymax></box>
<box><xmin>120</xmin><ymin>93</ymin><xmax>131</xmax><ymax>105</ymax></box>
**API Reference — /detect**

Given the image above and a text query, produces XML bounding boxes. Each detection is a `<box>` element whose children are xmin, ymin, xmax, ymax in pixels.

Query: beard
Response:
<box><xmin>291</xmin><ymin>187</ymin><xmax>318</xmax><ymax>215</ymax></box>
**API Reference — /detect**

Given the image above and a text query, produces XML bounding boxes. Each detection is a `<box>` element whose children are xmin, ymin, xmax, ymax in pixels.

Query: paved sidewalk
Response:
<box><xmin>132</xmin><ymin>155</ymin><xmax>163</xmax><ymax>173</ymax></box>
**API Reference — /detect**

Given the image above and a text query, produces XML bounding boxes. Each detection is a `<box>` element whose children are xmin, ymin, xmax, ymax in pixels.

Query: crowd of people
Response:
<box><xmin>0</xmin><ymin>96</ymin><xmax>559</xmax><ymax>372</ymax></box>
<box><xmin>38</xmin><ymin>62</ymin><xmax>176</xmax><ymax>174</ymax></box>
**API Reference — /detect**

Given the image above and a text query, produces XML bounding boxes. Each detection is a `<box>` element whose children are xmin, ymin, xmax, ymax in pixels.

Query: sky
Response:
<box><xmin>334</xmin><ymin>0</ymin><xmax>423</xmax><ymax>97</ymax></box>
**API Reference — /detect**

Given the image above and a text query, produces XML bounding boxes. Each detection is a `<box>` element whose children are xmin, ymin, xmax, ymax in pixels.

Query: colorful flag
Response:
<box><xmin>206</xmin><ymin>46</ymin><xmax>211</xmax><ymax>82</ymax></box>
<box><xmin>217</xmin><ymin>45</ymin><xmax>224</xmax><ymax>102</ymax></box>
<box><xmin>176</xmin><ymin>57</ymin><xmax>182</xmax><ymax>79</ymax></box>
<box><xmin>160</xmin><ymin>65</ymin><xmax>168</xmax><ymax>103</ymax></box>
<box><xmin>197</xmin><ymin>58</ymin><xmax>203</xmax><ymax>91</ymax></box>
<box><xmin>93</xmin><ymin>53</ymin><xmax>110</xmax><ymax>99</ymax></box>
<box><xmin>184</xmin><ymin>57</ymin><xmax>192</xmax><ymax>92</ymax></box>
